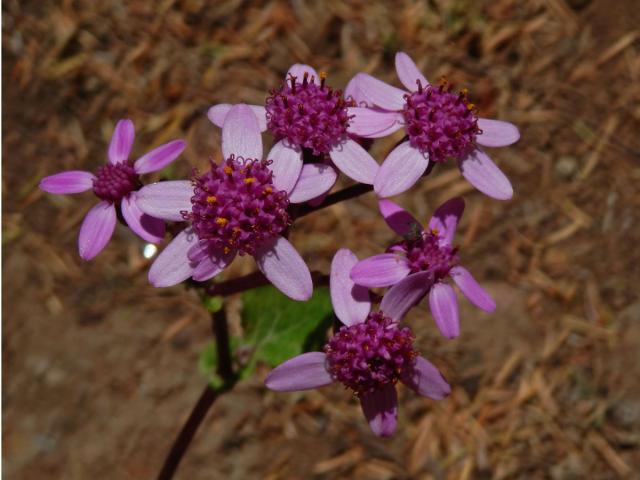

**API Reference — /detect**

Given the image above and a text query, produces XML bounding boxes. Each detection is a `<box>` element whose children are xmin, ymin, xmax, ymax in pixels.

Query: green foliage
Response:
<box><xmin>198</xmin><ymin>342</ymin><xmax>224</xmax><ymax>389</ymax></box>
<box><xmin>240</xmin><ymin>285</ymin><xmax>334</xmax><ymax>375</ymax></box>
<box><xmin>198</xmin><ymin>286</ymin><xmax>334</xmax><ymax>383</ymax></box>
<box><xmin>202</xmin><ymin>295</ymin><xmax>224</xmax><ymax>313</ymax></box>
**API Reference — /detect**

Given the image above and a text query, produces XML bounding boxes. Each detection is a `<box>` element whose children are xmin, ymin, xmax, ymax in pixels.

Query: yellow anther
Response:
<box><xmin>244</xmin><ymin>177</ymin><xmax>256</xmax><ymax>184</ymax></box>
<box><xmin>223</xmin><ymin>166</ymin><xmax>233</xmax><ymax>174</ymax></box>
<box><xmin>263</xmin><ymin>186</ymin><xmax>273</xmax><ymax>195</ymax></box>
<box><xmin>215</xmin><ymin>217</ymin><xmax>228</xmax><ymax>226</ymax></box>
<box><xmin>223</xmin><ymin>247</ymin><xmax>230</xmax><ymax>254</ymax></box>
<box><xmin>206</xmin><ymin>195</ymin><xmax>217</xmax><ymax>204</ymax></box>
<box><xmin>320</xmin><ymin>71</ymin><xmax>327</xmax><ymax>80</ymax></box>
<box><xmin>467</xmin><ymin>103</ymin><xmax>475</xmax><ymax>110</ymax></box>
<box><xmin>431</xmin><ymin>228</ymin><xmax>439</xmax><ymax>235</ymax></box>
<box><xmin>461</xmin><ymin>88</ymin><xmax>469</xmax><ymax>96</ymax></box>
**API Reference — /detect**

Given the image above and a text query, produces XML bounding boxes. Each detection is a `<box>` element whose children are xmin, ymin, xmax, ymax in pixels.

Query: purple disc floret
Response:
<box><xmin>187</xmin><ymin>156</ymin><xmax>291</xmax><ymax>256</ymax></box>
<box><xmin>403</xmin><ymin>81</ymin><xmax>478</xmax><ymax>163</ymax></box>
<box><xmin>92</xmin><ymin>162</ymin><xmax>139</xmax><ymax>202</ymax></box>
<box><xmin>325</xmin><ymin>311</ymin><xmax>418</xmax><ymax>397</ymax></box>
<box><xmin>266</xmin><ymin>71</ymin><xmax>352</xmax><ymax>156</ymax></box>
<box><xmin>395</xmin><ymin>228</ymin><xmax>459</xmax><ymax>279</ymax></box>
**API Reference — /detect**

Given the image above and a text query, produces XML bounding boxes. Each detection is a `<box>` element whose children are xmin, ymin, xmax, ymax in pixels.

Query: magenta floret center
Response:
<box><xmin>186</xmin><ymin>157</ymin><xmax>290</xmax><ymax>256</ymax></box>
<box><xmin>265</xmin><ymin>73</ymin><xmax>352</xmax><ymax>155</ymax></box>
<box><xmin>403</xmin><ymin>81</ymin><xmax>479</xmax><ymax>162</ymax></box>
<box><xmin>395</xmin><ymin>230</ymin><xmax>458</xmax><ymax>280</ymax></box>
<box><xmin>92</xmin><ymin>162</ymin><xmax>138</xmax><ymax>202</ymax></box>
<box><xmin>324</xmin><ymin>312</ymin><xmax>418</xmax><ymax>396</ymax></box>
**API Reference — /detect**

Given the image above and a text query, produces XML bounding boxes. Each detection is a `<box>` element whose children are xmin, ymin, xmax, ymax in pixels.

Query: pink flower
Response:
<box><xmin>347</xmin><ymin>52</ymin><xmax>520</xmax><ymax>199</ymax></box>
<box><xmin>137</xmin><ymin>104</ymin><xmax>330</xmax><ymax>301</ymax></box>
<box><xmin>39</xmin><ymin>119</ymin><xmax>186</xmax><ymax>260</ymax></box>
<box><xmin>350</xmin><ymin>198</ymin><xmax>496</xmax><ymax>339</ymax></box>
<box><xmin>265</xmin><ymin>249</ymin><xmax>450</xmax><ymax>437</ymax></box>
<box><xmin>207</xmin><ymin>64</ymin><xmax>380</xmax><ymax>190</ymax></box>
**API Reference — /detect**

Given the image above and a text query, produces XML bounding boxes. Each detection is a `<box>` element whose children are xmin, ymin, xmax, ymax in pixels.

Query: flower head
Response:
<box><xmin>207</xmin><ymin>65</ymin><xmax>380</xmax><ymax>191</ymax></box>
<box><xmin>324</xmin><ymin>311</ymin><xmax>418</xmax><ymax>397</ymax></box>
<box><xmin>350</xmin><ymin>198</ymin><xmax>496</xmax><ymax>339</ymax></box>
<box><xmin>187</xmin><ymin>157</ymin><xmax>290</xmax><ymax>256</ymax></box>
<box><xmin>39</xmin><ymin>119</ymin><xmax>186</xmax><ymax>260</ymax></box>
<box><xmin>266</xmin><ymin>70</ymin><xmax>352</xmax><ymax>156</ymax></box>
<box><xmin>403</xmin><ymin>79</ymin><xmax>479</xmax><ymax>162</ymax></box>
<box><xmin>265</xmin><ymin>249</ymin><xmax>450</xmax><ymax>437</ymax></box>
<box><xmin>137</xmin><ymin>104</ymin><xmax>338</xmax><ymax>300</ymax></box>
<box><xmin>347</xmin><ymin>52</ymin><xmax>519</xmax><ymax>199</ymax></box>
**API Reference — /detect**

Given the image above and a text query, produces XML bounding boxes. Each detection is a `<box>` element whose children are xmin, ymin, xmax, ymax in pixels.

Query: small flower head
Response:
<box><xmin>265</xmin><ymin>249</ymin><xmax>451</xmax><ymax>438</ymax></box>
<box><xmin>138</xmin><ymin>104</ymin><xmax>313</xmax><ymax>301</ymax></box>
<box><xmin>265</xmin><ymin>71</ymin><xmax>352</xmax><ymax>155</ymax></box>
<box><xmin>351</xmin><ymin>198</ymin><xmax>497</xmax><ymax>339</ymax></box>
<box><xmin>325</xmin><ymin>311</ymin><xmax>418</xmax><ymax>397</ymax></box>
<box><xmin>348</xmin><ymin>52</ymin><xmax>518</xmax><ymax>199</ymax></box>
<box><xmin>39</xmin><ymin>118</ymin><xmax>186</xmax><ymax>259</ymax></box>
<box><xmin>92</xmin><ymin>162</ymin><xmax>139</xmax><ymax>202</ymax></box>
<box><xmin>393</xmin><ymin>227</ymin><xmax>459</xmax><ymax>280</ymax></box>
<box><xmin>187</xmin><ymin>156</ymin><xmax>291</xmax><ymax>256</ymax></box>
<box><xmin>403</xmin><ymin>79</ymin><xmax>479</xmax><ymax>162</ymax></box>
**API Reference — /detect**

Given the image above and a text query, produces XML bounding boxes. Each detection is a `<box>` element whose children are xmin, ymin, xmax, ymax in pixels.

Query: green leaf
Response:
<box><xmin>241</xmin><ymin>285</ymin><xmax>334</xmax><ymax>374</ymax></box>
<box><xmin>198</xmin><ymin>341</ymin><xmax>224</xmax><ymax>389</ymax></box>
<box><xmin>198</xmin><ymin>333</ymin><xmax>255</xmax><ymax>386</ymax></box>
<box><xmin>202</xmin><ymin>295</ymin><xmax>224</xmax><ymax>313</ymax></box>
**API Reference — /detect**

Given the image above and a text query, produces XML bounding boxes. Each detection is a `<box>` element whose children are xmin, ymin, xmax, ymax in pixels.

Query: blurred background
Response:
<box><xmin>3</xmin><ymin>0</ymin><xmax>640</xmax><ymax>478</ymax></box>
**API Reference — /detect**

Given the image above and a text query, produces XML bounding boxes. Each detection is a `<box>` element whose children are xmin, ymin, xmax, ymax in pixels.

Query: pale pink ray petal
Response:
<box><xmin>344</xmin><ymin>74</ymin><xmax>369</xmax><ymax>107</ymax></box>
<box><xmin>108</xmin><ymin>119</ymin><xmax>135</xmax><ymax>164</ymax></box>
<box><xmin>380</xmin><ymin>271</ymin><xmax>433</xmax><ymax>322</ymax></box>
<box><xmin>222</xmin><ymin>104</ymin><xmax>263</xmax><ymax>161</ymax></box>
<box><xmin>429</xmin><ymin>282</ymin><xmax>460</xmax><ymax>339</ymax></box>
<box><xmin>134</xmin><ymin>140</ymin><xmax>186</xmax><ymax>174</ymax></box>
<box><xmin>78</xmin><ymin>201</ymin><xmax>117</xmax><ymax>261</ymax></box>
<box><xmin>148</xmin><ymin>228</ymin><xmax>198</xmax><ymax>287</ymax></box>
<box><xmin>254</xmin><ymin>236</ymin><xmax>313</xmax><ymax>301</ymax></box>
<box><xmin>286</xmin><ymin>64</ymin><xmax>319</xmax><ymax>84</ymax></box>
<box><xmin>265</xmin><ymin>352</ymin><xmax>333</xmax><ymax>391</ymax></box>
<box><xmin>402</xmin><ymin>356</ymin><xmax>451</xmax><ymax>400</ymax></box>
<box><xmin>289</xmin><ymin>164</ymin><xmax>337</xmax><ymax>203</ymax></box>
<box><xmin>39</xmin><ymin>171</ymin><xmax>95</xmax><ymax>194</ymax></box>
<box><xmin>330</xmin><ymin>249</ymin><xmax>371</xmax><ymax>327</ymax></box>
<box><xmin>207</xmin><ymin>104</ymin><xmax>268</xmax><ymax>132</ymax></box>
<box><xmin>458</xmin><ymin>149</ymin><xmax>513</xmax><ymax>200</ymax></box>
<box><xmin>347</xmin><ymin>107</ymin><xmax>403</xmax><ymax>138</ymax></box>
<box><xmin>121</xmin><ymin>192</ymin><xmax>165</xmax><ymax>243</ymax></box>
<box><xmin>191</xmin><ymin>250</ymin><xmax>236</xmax><ymax>282</ymax></box>
<box><xmin>374</xmin><ymin>141</ymin><xmax>429</xmax><ymax>198</ymax></box>
<box><xmin>450</xmin><ymin>265</ymin><xmax>496</xmax><ymax>312</ymax></box>
<box><xmin>378</xmin><ymin>199</ymin><xmax>422</xmax><ymax>237</ymax></box>
<box><xmin>476</xmin><ymin>119</ymin><xmax>520</xmax><ymax>147</ymax></box>
<box><xmin>136</xmin><ymin>181</ymin><xmax>193</xmax><ymax>222</ymax></box>
<box><xmin>266</xmin><ymin>140</ymin><xmax>303</xmax><ymax>193</ymax></box>
<box><xmin>355</xmin><ymin>73</ymin><xmax>407</xmax><ymax>111</ymax></box>
<box><xmin>360</xmin><ymin>384</ymin><xmax>398</xmax><ymax>438</ymax></box>
<box><xmin>328</xmin><ymin>138</ymin><xmax>379</xmax><ymax>184</ymax></box>
<box><xmin>427</xmin><ymin>197</ymin><xmax>465</xmax><ymax>246</ymax></box>
<box><xmin>350</xmin><ymin>253</ymin><xmax>411</xmax><ymax>288</ymax></box>
<box><xmin>395</xmin><ymin>52</ymin><xmax>429</xmax><ymax>91</ymax></box>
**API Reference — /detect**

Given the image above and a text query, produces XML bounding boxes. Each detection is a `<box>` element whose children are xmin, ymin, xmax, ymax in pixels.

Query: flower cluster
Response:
<box><xmin>39</xmin><ymin>51</ymin><xmax>519</xmax><ymax>437</ymax></box>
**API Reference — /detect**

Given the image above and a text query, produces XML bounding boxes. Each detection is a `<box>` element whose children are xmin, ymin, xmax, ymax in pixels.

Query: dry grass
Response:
<box><xmin>3</xmin><ymin>0</ymin><xmax>640</xmax><ymax>478</ymax></box>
